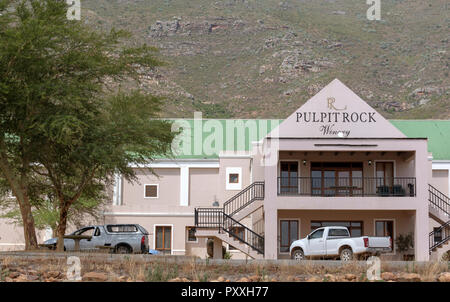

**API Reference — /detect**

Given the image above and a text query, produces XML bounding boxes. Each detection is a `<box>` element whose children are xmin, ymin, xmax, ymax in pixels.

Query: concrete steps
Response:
<box><xmin>196</xmin><ymin>228</ymin><xmax>264</xmax><ymax>259</ymax></box>
<box><xmin>429</xmin><ymin>205</ymin><xmax>450</xmax><ymax>225</ymax></box>
<box><xmin>230</xmin><ymin>199</ymin><xmax>263</xmax><ymax>222</ymax></box>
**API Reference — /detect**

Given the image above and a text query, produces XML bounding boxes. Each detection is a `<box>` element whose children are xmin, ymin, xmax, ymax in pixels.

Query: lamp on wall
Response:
<box><xmin>212</xmin><ymin>195</ymin><xmax>219</xmax><ymax>207</ymax></box>
<box><xmin>368</xmin><ymin>160</ymin><xmax>372</xmax><ymax>166</ymax></box>
<box><xmin>302</xmin><ymin>160</ymin><xmax>307</xmax><ymax>166</ymax></box>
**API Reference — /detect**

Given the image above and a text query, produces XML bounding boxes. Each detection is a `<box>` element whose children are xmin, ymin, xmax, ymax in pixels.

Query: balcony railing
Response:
<box><xmin>277</xmin><ymin>177</ymin><xmax>416</xmax><ymax>197</ymax></box>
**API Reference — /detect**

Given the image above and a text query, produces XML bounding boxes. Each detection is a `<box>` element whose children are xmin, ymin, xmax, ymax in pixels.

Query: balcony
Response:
<box><xmin>277</xmin><ymin>177</ymin><xmax>416</xmax><ymax>197</ymax></box>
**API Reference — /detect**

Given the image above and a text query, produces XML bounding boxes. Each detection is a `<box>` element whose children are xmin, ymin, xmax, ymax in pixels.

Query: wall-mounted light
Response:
<box><xmin>303</xmin><ymin>160</ymin><xmax>307</xmax><ymax>166</ymax></box>
<box><xmin>212</xmin><ymin>195</ymin><xmax>219</xmax><ymax>207</ymax></box>
<box><xmin>368</xmin><ymin>160</ymin><xmax>372</xmax><ymax>166</ymax></box>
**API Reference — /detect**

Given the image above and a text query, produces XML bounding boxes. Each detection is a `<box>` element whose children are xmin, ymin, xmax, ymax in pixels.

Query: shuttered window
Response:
<box><xmin>145</xmin><ymin>184</ymin><xmax>158</xmax><ymax>198</ymax></box>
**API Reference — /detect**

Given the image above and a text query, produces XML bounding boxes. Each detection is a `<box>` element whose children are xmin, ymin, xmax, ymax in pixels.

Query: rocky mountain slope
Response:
<box><xmin>81</xmin><ymin>0</ymin><xmax>449</xmax><ymax>119</ymax></box>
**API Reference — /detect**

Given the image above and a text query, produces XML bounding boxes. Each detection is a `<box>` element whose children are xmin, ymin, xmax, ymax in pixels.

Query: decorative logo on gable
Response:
<box><xmin>327</xmin><ymin>97</ymin><xmax>347</xmax><ymax>111</ymax></box>
<box><xmin>295</xmin><ymin>96</ymin><xmax>377</xmax><ymax>138</ymax></box>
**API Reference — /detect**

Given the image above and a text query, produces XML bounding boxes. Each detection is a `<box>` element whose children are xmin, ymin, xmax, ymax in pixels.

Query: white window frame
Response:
<box><xmin>144</xmin><ymin>184</ymin><xmax>159</xmax><ymax>199</ymax></box>
<box><xmin>186</xmin><ymin>226</ymin><xmax>198</xmax><ymax>243</ymax></box>
<box><xmin>373</xmin><ymin>218</ymin><xmax>396</xmax><ymax>255</ymax></box>
<box><xmin>373</xmin><ymin>160</ymin><xmax>396</xmax><ymax>178</ymax></box>
<box><xmin>226</xmin><ymin>167</ymin><xmax>242</xmax><ymax>190</ymax></box>
<box><xmin>277</xmin><ymin>218</ymin><xmax>300</xmax><ymax>255</ymax></box>
<box><xmin>153</xmin><ymin>224</ymin><xmax>173</xmax><ymax>255</ymax></box>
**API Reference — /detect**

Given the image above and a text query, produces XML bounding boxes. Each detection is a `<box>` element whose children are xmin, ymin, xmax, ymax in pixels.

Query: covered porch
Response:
<box><xmin>277</xmin><ymin>150</ymin><xmax>416</xmax><ymax>198</ymax></box>
<box><xmin>276</xmin><ymin>209</ymin><xmax>417</xmax><ymax>260</ymax></box>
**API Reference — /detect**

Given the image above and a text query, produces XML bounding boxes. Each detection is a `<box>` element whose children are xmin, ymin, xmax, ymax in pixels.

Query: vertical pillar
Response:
<box><xmin>112</xmin><ymin>173</ymin><xmax>122</xmax><ymax>205</ymax></box>
<box><xmin>213</xmin><ymin>237</ymin><xmax>223</xmax><ymax>259</ymax></box>
<box><xmin>414</xmin><ymin>209</ymin><xmax>429</xmax><ymax>261</ymax></box>
<box><xmin>263</xmin><ymin>141</ymin><xmax>279</xmax><ymax>259</ymax></box>
<box><xmin>414</xmin><ymin>140</ymin><xmax>430</xmax><ymax>261</ymax></box>
<box><xmin>180</xmin><ymin>166</ymin><xmax>189</xmax><ymax>206</ymax></box>
<box><xmin>264</xmin><ymin>210</ymin><xmax>278</xmax><ymax>259</ymax></box>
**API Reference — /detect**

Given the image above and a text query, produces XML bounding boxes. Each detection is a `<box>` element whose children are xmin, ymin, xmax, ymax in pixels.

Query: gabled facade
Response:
<box><xmin>1</xmin><ymin>79</ymin><xmax>449</xmax><ymax>261</ymax></box>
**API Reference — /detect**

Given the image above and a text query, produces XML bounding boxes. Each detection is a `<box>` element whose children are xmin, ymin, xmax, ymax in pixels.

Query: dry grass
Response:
<box><xmin>0</xmin><ymin>254</ymin><xmax>448</xmax><ymax>282</ymax></box>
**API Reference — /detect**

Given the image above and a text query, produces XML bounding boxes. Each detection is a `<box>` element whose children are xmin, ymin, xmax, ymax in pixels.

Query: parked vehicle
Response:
<box><xmin>290</xmin><ymin>226</ymin><xmax>392</xmax><ymax>261</ymax></box>
<box><xmin>43</xmin><ymin>224</ymin><xmax>149</xmax><ymax>254</ymax></box>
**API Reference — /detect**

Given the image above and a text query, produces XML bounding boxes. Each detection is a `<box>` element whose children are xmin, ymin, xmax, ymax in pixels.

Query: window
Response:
<box><xmin>433</xmin><ymin>227</ymin><xmax>442</xmax><ymax>243</ymax></box>
<box><xmin>187</xmin><ymin>227</ymin><xmax>197</xmax><ymax>242</ymax></box>
<box><xmin>279</xmin><ymin>220</ymin><xmax>298</xmax><ymax>253</ymax></box>
<box><xmin>311</xmin><ymin>221</ymin><xmax>363</xmax><ymax>237</ymax></box>
<box><xmin>376</xmin><ymin>162</ymin><xmax>394</xmax><ymax>186</ymax></box>
<box><xmin>328</xmin><ymin>228</ymin><xmax>349</xmax><ymax>237</ymax></box>
<box><xmin>74</xmin><ymin>227</ymin><xmax>95</xmax><ymax>236</ymax></box>
<box><xmin>155</xmin><ymin>226</ymin><xmax>171</xmax><ymax>254</ymax></box>
<box><xmin>106</xmin><ymin>224</ymin><xmax>138</xmax><ymax>233</ymax></box>
<box><xmin>375</xmin><ymin>220</ymin><xmax>394</xmax><ymax>244</ymax></box>
<box><xmin>229</xmin><ymin>173</ymin><xmax>239</xmax><ymax>184</ymax></box>
<box><xmin>310</xmin><ymin>229</ymin><xmax>324</xmax><ymax>239</ymax></box>
<box><xmin>229</xmin><ymin>227</ymin><xmax>245</xmax><ymax>250</ymax></box>
<box><xmin>279</xmin><ymin>162</ymin><xmax>298</xmax><ymax>194</ymax></box>
<box><xmin>144</xmin><ymin>184</ymin><xmax>158</xmax><ymax>198</ymax></box>
<box><xmin>226</xmin><ymin>167</ymin><xmax>242</xmax><ymax>190</ymax></box>
<box><xmin>310</xmin><ymin>162</ymin><xmax>363</xmax><ymax>196</ymax></box>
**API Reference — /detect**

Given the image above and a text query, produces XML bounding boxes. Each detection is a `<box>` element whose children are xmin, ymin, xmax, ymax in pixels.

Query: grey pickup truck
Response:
<box><xmin>43</xmin><ymin>224</ymin><xmax>149</xmax><ymax>254</ymax></box>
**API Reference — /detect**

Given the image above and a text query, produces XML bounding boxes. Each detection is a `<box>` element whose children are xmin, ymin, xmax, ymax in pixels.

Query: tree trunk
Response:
<box><xmin>0</xmin><ymin>148</ymin><xmax>38</xmax><ymax>250</ymax></box>
<box><xmin>56</xmin><ymin>202</ymin><xmax>69</xmax><ymax>252</ymax></box>
<box><xmin>18</xmin><ymin>198</ymin><xmax>38</xmax><ymax>250</ymax></box>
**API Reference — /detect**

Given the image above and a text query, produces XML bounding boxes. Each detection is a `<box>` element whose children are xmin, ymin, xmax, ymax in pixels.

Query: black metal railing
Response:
<box><xmin>194</xmin><ymin>208</ymin><xmax>264</xmax><ymax>254</ymax></box>
<box><xmin>429</xmin><ymin>184</ymin><xmax>450</xmax><ymax>218</ymax></box>
<box><xmin>277</xmin><ymin>177</ymin><xmax>416</xmax><ymax>197</ymax></box>
<box><xmin>194</xmin><ymin>182</ymin><xmax>265</xmax><ymax>256</ymax></box>
<box><xmin>429</xmin><ymin>220</ymin><xmax>450</xmax><ymax>253</ymax></box>
<box><xmin>194</xmin><ymin>208</ymin><xmax>223</xmax><ymax>228</ymax></box>
<box><xmin>223</xmin><ymin>181</ymin><xmax>265</xmax><ymax>217</ymax></box>
<box><xmin>222</xmin><ymin>212</ymin><xmax>264</xmax><ymax>254</ymax></box>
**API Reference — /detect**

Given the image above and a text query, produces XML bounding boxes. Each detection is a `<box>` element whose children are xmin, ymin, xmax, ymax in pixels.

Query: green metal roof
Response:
<box><xmin>169</xmin><ymin>119</ymin><xmax>450</xmax><ymax>160</ymax></box>
<box><xmin>391</xmin><ymin>120</ymin><xmax>450</xmax><ymax>160</ymax></box>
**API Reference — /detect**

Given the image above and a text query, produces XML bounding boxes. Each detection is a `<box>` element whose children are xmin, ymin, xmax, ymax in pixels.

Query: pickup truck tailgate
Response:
<box><xmin>368</xmin><ymin>236</ymin><xmax>391</xmax><ymax>248</ymax></box>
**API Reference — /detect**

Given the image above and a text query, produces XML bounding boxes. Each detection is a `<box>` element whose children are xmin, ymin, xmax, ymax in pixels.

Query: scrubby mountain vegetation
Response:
<box><xmin>81</xmin><ymin>0</ymin><xmax>448</xmax><ymax>119</ymax></box>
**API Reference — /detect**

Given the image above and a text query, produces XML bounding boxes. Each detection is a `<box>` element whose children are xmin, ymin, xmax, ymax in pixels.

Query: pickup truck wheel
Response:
<box><xmin>292</xmin><ymin>249</ymin><xmax>305</xmax><ymax>261</ymax></box>
<box><xmin>340</xmin><ymin>248</ymin><xmax>353</xmax><ymax>261</ymax></box>
<box><xmin>115</xmin><ymin>245</ymin><xmax>132</xmax><ymax>254</ymax></box>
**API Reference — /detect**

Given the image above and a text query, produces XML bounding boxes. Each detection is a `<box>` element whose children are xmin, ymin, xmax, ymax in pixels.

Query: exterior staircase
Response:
<box><xmin>194</xmin><ymin>182</ymin><xmax>265</xmax><ymax>259</ymax></box>
<box><xmin>428</xmin><ymin>184</ymin><xmax>450</xmax><ymax>260</ymax></box>
<box><xmin>195</xmin><ymin>182</ymin><xmax>450</xmax><ymax>260</ymax></box>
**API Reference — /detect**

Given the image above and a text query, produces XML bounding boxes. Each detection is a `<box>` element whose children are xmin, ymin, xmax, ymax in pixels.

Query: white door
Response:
<box><xmin>77</xmin><ymin>227</ymin><xmax>96</xmax><ymax>251</ymax></box>
<box><xmin>325</xmin><ymin>228</ymin><xmax>350</xmax><ymax>256</ymax></box>
<box><xmin>307</xmin><ymin>229</ymin><xmax>325</xmax><ymax>256</ymax></box>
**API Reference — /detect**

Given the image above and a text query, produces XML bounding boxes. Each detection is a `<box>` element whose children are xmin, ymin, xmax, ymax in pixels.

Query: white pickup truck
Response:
<box><xmin>289</xmin><ymin>226</ymin><xmax>392</xmax><ymax>261</ymax></box>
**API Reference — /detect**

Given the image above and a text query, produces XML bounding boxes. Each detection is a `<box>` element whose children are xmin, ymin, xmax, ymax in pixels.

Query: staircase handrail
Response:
<box><xmin>429</xmin><ymin>220</ymin><xmax>450</xmax><ymax>252</ymax></box>
<box><xmin>223</xmin><ymin>181</ymin><xmax>265</xmax><ymax>217</ymax></box>
<box><xmin>428</xmin><ymin>184</ymin><xmax>450</xmax><ymax>217</ymax></box>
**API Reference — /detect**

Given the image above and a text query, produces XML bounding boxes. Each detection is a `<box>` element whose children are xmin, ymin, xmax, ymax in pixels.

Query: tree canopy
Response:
<box><xmin>0</xmin><ymin>0</ymin><xmax>176</xmax><ymax>250</ymax></box>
